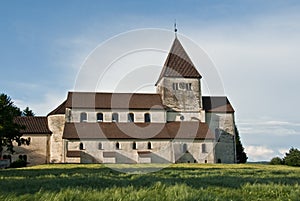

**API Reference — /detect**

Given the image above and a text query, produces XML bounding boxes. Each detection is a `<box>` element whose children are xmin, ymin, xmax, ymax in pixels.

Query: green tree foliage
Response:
<box><xmin>283</xmin><ymin>148</ymin><xmax>300</xmax><ymax>167</ymax></box>
<box><xmin>235</xmin><ymin>125</ymin><xmax>247</xmax><ymax>163</ymax></box>
<box><xmin>0</xmin><ymin>93</ymin><xmax>29</xmax><ymax>158</ymax></box>
<box><xmin>22</xmin><ymin>107</ymin><xmax>35</xmax><ymax>116</ymax></box>
<box><xmin>270</xmin><ymin>157</ymin><xmax>283</xmax><ymax>165</ymax></box>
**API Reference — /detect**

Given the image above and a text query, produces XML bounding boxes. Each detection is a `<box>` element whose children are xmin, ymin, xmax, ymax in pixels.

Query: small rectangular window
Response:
<box><xmin>202</xmin><ymin>144</ymin><xmax>207</xmax><ymax>153</ymax></box>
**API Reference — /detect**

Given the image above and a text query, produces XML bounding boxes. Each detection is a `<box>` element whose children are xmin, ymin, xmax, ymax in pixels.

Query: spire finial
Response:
<box><xmin>174</xmin><ymin>19</ymin><xmax>177</xmax><ymax>37</ymax></box>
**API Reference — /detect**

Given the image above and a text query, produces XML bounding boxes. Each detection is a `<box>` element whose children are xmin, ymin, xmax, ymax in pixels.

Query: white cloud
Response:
<box><xmin>238</xmin><ymin>118</ymin><xmax>300</xmax><ymax>137</ymax></box>
<box><xmin>245</xmin><ymin>145</ymin><xmax>274</xmax><ymax>161</ymax></box>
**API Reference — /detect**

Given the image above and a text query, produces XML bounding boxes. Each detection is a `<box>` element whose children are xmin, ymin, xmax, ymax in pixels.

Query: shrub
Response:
<box><xmin>284</xmin><ymin>148</ymin><xmax>300</xmax><ymax>167</ymax></box>
<box><xmin>270</xmin><ymin>157</ymin><xmax>283</xmax><ymax>165</ymax></box>
<box><xmin>10</xmin><ymin>159</ymin><xmax>27</xmax><ymax>168</ymax></box>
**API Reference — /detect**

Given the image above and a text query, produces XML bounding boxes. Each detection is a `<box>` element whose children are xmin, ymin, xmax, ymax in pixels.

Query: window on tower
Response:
<box><xmin>172</xmin><ymin>83</ymin><xmax>178</xmax><ymax>90</ymax></box>
<box><xmin>172</xmin><ymin>82</ymin><xmax>192</xmax><ymax>91</ymax></box>
<box><xmin>187</xmin><ymin>83</ymin><xmax>192</xmax><ymax>91</ymax></box>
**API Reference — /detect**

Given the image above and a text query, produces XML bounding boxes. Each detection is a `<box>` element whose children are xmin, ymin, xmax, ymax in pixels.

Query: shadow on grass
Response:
<box><xmin>0</xmin><ymin>165</ymin><xmax>299</xmax><ymax>195</ymax></box>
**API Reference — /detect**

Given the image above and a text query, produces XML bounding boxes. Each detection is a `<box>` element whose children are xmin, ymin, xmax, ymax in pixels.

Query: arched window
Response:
<box><xmin>128</xmin><ymin>113</ymin><xmax>134</xmax><ymax>122</ymax></box>
<box><xmin>79</xmin><ymin>142</ymin><xmax>84</xmax><ymax>150</ymax></box>
<box><xmin>80</xmin><ymin>112</ymin><xmax>87</xmax><ymax>122</ymax></box>
<box><xmin>23</xmin><ymin>155</ymin><xmax>27</xmax><ymax>162</ymax></box>
<box><xmin>97</xmin><ymin>113</ymin><xmax>103</xmax><ymax>122</ymax></box>
<box><xmin>116</xmin><ymin>142</ymin><xmax>120</xmax><ymax>150</ymax></box>
<box><xmin>202</xmin><ymin>144</ymin><xmax>207</xmax><ymax>153</ymax></box>
<box><xmin>144</xmin><ymin>113</ymin><xmax>151</xmax><ymax>122</ymax></box>
<box><xmin>112</xmin><ymin>113</ymin><xmax>119</xmax><ymax>122</ymax></box>
<box><xmin>186</xmin><ymin>83</ymin><xmax>192</xmax><ymax>91</ymax></box>
<box><xmin>147</xmin><ymin>142</ymin><xmax>152</xmax><ymax>149</ymax></box>
<box><xmin>132</xmin><ymin>141</ymin><xmax>137</xmax><ymax>150</ymax></box>
<box><xmin>183</xmin><ymin>143</ymin><xmax>187</xmax><ymax>153</ymax></box>
<box><xmin>98</xmin><ymin>142</ymin><xmax>103</xmax><ymax>150</ymax></box>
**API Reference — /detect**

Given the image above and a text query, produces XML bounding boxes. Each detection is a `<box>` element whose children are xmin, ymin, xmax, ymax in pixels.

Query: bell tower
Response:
<box><xmin>156</xmin><ymin>37</ymin><xmax>205</xmax><ymax>122</ymax></box>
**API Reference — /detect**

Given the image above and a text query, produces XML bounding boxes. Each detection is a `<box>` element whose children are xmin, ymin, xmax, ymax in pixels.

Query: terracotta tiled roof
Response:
<box><xmin>14</xmin><ymin>116</ymin><xmax>52</xmax><ymax>134</ymax></box>
<box><xmin>202</xmin><ymin>96</ymin><xmax>235</xmax><ymax>113</ymax></box>
<box><xmin>156</xmin><ymin>37</ymin><xmax>201</xmax><ymax>85</ymax></box>
<box><xmin>47</xmin><ymin>100</ymin><xmax>66</xmax><ymax>116</ymax></box>
<box><xmin>65</xmin><ymin>92</ymin><xmax>165</xmax><ymax>109</ymax></box>
<box><xmin>62</xmin><ymin>122</ymin><xmax>214</xmax><ymax>140</ymax></box>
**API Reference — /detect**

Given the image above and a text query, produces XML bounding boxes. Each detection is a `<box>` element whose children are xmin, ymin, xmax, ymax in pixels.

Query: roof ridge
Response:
<box><xmin>68</xmin><ymin>91</ymin><xmax>159</xmax><ymax>95</ymax></box>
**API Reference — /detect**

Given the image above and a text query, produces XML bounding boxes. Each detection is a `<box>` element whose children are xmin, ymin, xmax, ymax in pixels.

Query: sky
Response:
<box><xmin>1</xmin><ymin>0</ymin><xmax>300</xmax><ymax>161</ymax></box>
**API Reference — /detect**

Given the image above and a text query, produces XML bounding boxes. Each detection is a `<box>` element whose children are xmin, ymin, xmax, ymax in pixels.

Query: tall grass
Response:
<box><xmin>0</xmin><ymin>164</ymin><xmax>299</xmax><ymax>201</ymax></box>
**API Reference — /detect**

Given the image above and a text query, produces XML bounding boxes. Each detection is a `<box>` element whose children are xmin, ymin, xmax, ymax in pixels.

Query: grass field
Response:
<box><xmin>0</xmin><ymin>164</ymin><xmax>299</xmax><ymax>201</ymax></box>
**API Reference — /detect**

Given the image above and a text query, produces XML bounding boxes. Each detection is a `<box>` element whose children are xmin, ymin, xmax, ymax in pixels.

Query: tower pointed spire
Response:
<box><xmin>155</xmin><ymin>37</ymin><xmax>202</xmax><ymax>85</ymax></box>
<box><xmin>174</xmin><ymin>20</ymin><xmax>178</xmax><ymax>37</ymax></box>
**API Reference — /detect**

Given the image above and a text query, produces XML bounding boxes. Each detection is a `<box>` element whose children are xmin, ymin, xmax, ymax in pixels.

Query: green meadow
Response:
<box><xmin>0</xmin><ymin>164</ymin><xmax>299</xmax><ymax>201</ymax></box>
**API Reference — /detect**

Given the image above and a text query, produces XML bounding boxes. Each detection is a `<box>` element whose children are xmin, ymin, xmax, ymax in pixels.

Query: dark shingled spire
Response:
<box><xmin>155</xmin><ymin>37</ymin><xmax>202</xmax><ymax>85</ymax></box>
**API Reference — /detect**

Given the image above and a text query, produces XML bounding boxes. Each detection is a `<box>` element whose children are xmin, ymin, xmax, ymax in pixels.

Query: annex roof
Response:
<box><xmin>47</xmin><ymin>100</ymin><xmax>66</xmax><ymax>116</ymax></box>
<box><xmin>202</xmin><ymin>96</ymin><xmax>235</xmax><ymax>113</ymax></box>
<box><xmin>14</xmin><ymin>116</ymin><xmax>52</xmax><ymax>134</ymax></box>
<box><xmin>156</xmin><ymin>37</ymin><xmax>201</xmax><ymax>85</ymax></box>
<box><xmin>63</xmin><ymin>121</ymin><xmax>214</xmax><ymax>140</ymax></box>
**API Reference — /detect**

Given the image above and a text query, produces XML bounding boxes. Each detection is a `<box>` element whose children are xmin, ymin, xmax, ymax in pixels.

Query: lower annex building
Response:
<box><xmin>11</xmin><ymin>36</ymin><xmax>237</xmax><ymax>165</ymax></box>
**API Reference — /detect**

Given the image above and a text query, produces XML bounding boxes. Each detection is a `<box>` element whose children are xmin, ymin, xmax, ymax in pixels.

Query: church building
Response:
<box><xmin>12</xmin><ymin>36</ymin><xmax>237</xmax><ymax>165</ymax></box>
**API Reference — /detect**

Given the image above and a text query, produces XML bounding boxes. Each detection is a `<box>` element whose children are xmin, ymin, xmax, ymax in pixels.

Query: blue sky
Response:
<box><xmin>1</xmin><ymin>0</ymin><xmax>300</xmax><ymax>161</ymax></box>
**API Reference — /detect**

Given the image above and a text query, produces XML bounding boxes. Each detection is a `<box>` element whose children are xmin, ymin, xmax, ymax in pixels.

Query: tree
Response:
<box><xmin>270</xmin><ymin>157</ymin><xmax>283</xmax><ymax>165</ymax></box>
<box><xmin>235</xmin><ymin>125</ymin><xmax>248</xmax><ymax>163</ymax></box>
<box><xmin>283</xmin><ymin>148</ymin><xmax>300</xmax><ymax>167</ymax></box>
<box><xmin>0</xmin><ymin>93</ymin><xmax>29</xmax><ymax>158</ymax></box>
<box><xmin>22</xmin><ymin>107</ymin><xmax>35</xmax><ymax>116</ymax></box>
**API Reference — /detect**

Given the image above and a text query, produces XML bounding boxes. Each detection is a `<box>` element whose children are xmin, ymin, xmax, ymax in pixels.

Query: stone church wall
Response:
<box><xmin>157</xmin><ymin>77</ymin><xmax>202</xmax><ymax>112</ymax></box>
<box><xmin>69</xmin><ymin>109</ymin><xmax>166</xmax><ymax>123</ymax></box>
<box><xmin>48</xmin><ymin>114</ymin><xmax>65</xmax><ymax>163</ymax></box>
<box><xmin>64</xmin><ymin>139</ymin><xmax>215</xmax><ymax>164</ymax></box>
<box><xmin>215</xmin><ymin>132</ymin><xmax>236</xmax><ymax>163</ymax></box>
<box><xmin>172</xmin><ymin>141</ymin><xmax>215</xmax><ymax>163</ymax></box>
<box><xmin>8</xmin><ymin>134</ymin><xmax>50</xmax><ymax>166</ymax></box>
<box><xmin>205</xmin><ymin>113</ymin><xmax>235</xmax><ymax>135</ymax></box>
